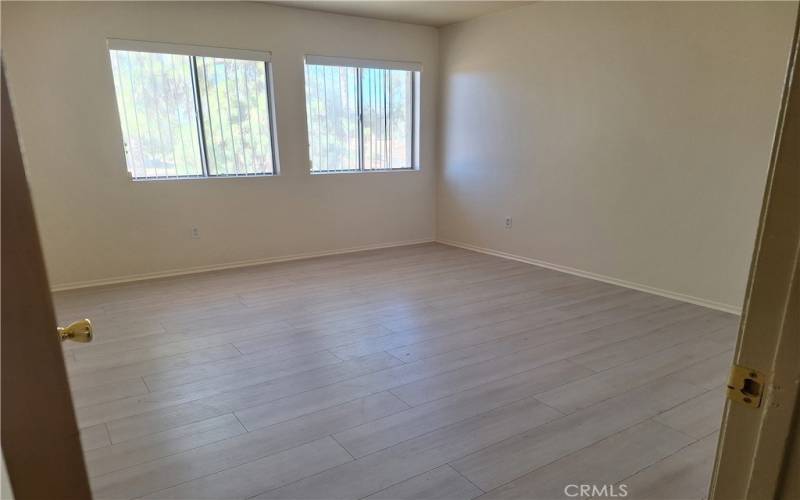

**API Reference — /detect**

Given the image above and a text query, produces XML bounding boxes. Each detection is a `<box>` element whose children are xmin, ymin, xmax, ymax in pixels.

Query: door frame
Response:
<box><xmin>709</xmin><ymin>7</ymin><xmax>800</xmax><ymax>500</ymax></box>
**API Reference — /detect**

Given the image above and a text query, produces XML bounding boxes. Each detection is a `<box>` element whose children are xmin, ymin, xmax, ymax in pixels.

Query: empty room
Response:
<box><xmin>2</xmin><ymin>1</ymin><xmax>799</xmax><ymax>499</ymax></box>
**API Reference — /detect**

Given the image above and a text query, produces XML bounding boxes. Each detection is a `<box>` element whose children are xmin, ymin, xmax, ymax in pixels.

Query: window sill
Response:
<box><xmin>130</xmin><ymin>173</ymin><xmax>277</xmax><ymax>182</ymax></box>
<box><xmin>310</xmin><ymin>168</ymin><xmax>419</xmax><ymax>176</ymax></box>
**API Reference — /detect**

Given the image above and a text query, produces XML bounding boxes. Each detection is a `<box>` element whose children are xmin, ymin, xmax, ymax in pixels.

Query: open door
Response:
<box><xmin>1</xmin><ymin>63</ymin><xmax>92</xmax><ymax>498</ymax></box>
<box><xmin>709</xmin><ymin>10</ymin><xmax>800</xmax><ymax>500</ymax></box>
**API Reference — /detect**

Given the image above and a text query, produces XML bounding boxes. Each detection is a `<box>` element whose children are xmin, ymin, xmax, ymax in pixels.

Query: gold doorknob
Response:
<box><xmin>57</xmin><ymin>319</ymin><xmax>93</xmax><ymax>343</ymax></box>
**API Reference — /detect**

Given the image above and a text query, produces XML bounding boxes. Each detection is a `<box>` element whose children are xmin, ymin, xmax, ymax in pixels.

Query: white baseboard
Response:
<box><xmin>437</xmin><ymin>238</ymin><xmax>742</xmax><ymax>315</ymax></box>
<box><xmin>50</xmin><ymin>238</ymin><xmax>435</xmax><ymax>292</ymax></box>
<box><xmin>52</xmin><ymin>236</ymin><xmax>743</xmax><ymax>316</ymax></box>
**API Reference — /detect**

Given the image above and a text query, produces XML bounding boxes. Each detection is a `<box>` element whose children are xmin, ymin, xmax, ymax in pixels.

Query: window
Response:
<box><xmin>303</xmin><ymin>56</ymin><xmax>420</xmax><ymax>173</ymax></box>
<box><xmin>108</xmin><ymin>40</ymin><xmax>277</xmax><ymax>179</ymax></box>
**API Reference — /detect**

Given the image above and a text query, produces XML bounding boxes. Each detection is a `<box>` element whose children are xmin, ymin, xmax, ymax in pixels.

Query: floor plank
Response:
<box><xmin>449</xmin><ymin>376</ymin><xmax>708</xmax><ymax>492</ymax></box>
<box><xmin>90</xmin><ymin>392</ymin><xmax>407</xmax><ymax>499</ymax></box>
<box><xmin>619</xmin><ymin>432</ymin><xmax>720</xmax><ymax>500</ymax></box>
<box><xmin>653</xmin><ymin>387</ymin><xmax>726</xmax><ymax>440</ymax></box>
<box><xmin>365</xmin><ymin>465</ymin><xmax>483</xmax><ymax>500</ymax></box>
<box><xmin>143</xmin><ymin>437</ymin><xmax>353</xmax><ymax>500</ymax></box>
<box><xmin>258</xmin><ymin>398</ymin><xmax>561</xmax><ymax>500</ymax></box>
<box><xmin>102</xmin><ymin>352</ymin><xmax>403</xmax><ymax>442</ymax></box>
<box><xmin>478</xmin><ymin>420</ymin><xmax>693</xmax><ymax>500</ymax></box>
<box><xmin>334</xmin><ymin>360</ymin><xmax>590</xmax><ymax>458</ymax></box>
<box><xmin>85</xmin><ymin>413</ymin><xmax>246</xmax><ymax>477</ymax></box>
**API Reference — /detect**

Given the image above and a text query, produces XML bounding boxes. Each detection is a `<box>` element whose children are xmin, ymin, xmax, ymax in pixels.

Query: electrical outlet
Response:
<box><xmin>505</xmin><ymin>217</ymin><xmax>513</xmax><ymax>229</ymax></box>
<box><xmin>191</xmin><ymin>226</ymin><xmax>200</xmax><ymax>239</ymax></box>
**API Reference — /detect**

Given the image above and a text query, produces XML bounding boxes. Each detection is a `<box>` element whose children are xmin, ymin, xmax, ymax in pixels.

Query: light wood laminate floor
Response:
<box><xmin>55</xmin><ymin>243</ymin><xmax>737</xmax><ymax>500</ymax></box>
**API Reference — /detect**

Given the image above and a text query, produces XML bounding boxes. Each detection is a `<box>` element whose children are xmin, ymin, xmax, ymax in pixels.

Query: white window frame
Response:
<box><xmin>107</xmin><ymin>39</ymin><xmax>280</xmax><ymax>180</ymax></box>
<box><xmin>303</xmin><ymin>55</ymin><xmax>422</xmax><ymax>174</ymax></box>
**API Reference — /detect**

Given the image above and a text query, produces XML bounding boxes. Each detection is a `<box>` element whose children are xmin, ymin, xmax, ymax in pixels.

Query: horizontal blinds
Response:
<box><xmin>305</xmin><ymin>55</ymin><xmax>421</xmax><ymax>72</ymax></box>
<box><xmin>108</xmin><ymin>39</ymin><xmax>270</xmax><ymax>62</ymax></box>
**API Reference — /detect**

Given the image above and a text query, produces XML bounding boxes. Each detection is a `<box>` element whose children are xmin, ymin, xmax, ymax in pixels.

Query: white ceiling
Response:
<box><xmin>261</xmin><ymin>1</ymin><xmax>529</xmax><ymax>27</ymax></box>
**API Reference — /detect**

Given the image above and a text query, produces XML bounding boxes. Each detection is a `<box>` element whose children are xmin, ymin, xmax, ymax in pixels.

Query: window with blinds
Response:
<box><xmin>303</xmin><ymin>56</ymin><xmax>420</xmax><ymax>173</ymax></box>
<box><xmin>108</xmin><ymin>40</ymin><xmax>278</xmax><ymax>180</ymax></box>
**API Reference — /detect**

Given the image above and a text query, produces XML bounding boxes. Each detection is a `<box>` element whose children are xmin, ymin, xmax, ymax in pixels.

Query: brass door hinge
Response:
<box><xmin>727</xmin><ymin>364</ymin><xmax>765</xmax><ymax>408</ymax></box>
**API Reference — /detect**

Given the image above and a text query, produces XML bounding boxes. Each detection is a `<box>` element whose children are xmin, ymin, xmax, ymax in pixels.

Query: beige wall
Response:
<box><xmin>5</xmin><ymin>1</ymin><xmax>795</xmax><ymax>310</ymax></box>
<box><xmin>436</xmin><ymin>1</ymin><xmax>797</xmax><ymax>312</ymax></box>
<box><xmin>2</xmin><ymin>1</ymin><xmax>438</xmax><ymax>289</ymax></box>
